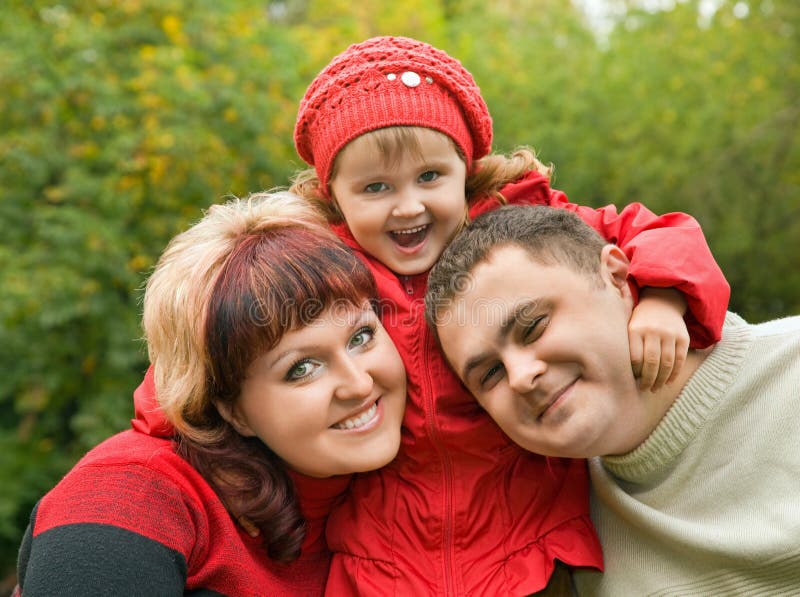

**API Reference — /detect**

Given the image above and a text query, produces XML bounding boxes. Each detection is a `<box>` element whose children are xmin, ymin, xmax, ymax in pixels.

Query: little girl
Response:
<box><xmin>291</xmin><ymin>36</ymin><xmax>729</xmax><ymax>594</ymax></box>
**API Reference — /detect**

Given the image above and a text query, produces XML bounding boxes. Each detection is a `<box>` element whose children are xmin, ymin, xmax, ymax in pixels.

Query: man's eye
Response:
<box><xmin>418</xmin><ymin>170</ymin><xmax>439</xmax><ymax>183</ymax></box>
<box><xmin>349</xmin><ymin>326</ymin><xmax>375</xmax><ymax>349</ymax></box>
<box><xmin>364</xmin><ymin>182</ymin><xmax>388</xmax><ymax>193</ymax></box>
<box><xmin>522</xmin><ymin>316</ymin><xmax>548</xmax><ymax>342</ymax></box>
<box><xmin>480</xmin><ymin>363</ymin><xmax>504</xmax><ymax>387</ymax></box>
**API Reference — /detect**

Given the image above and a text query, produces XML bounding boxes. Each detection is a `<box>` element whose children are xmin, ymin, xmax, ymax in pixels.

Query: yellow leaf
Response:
<box><xmin>162</xmin><ymin>14</ymin><xmax>188</xmax><ymax>46</ymax></box>
<box><xmin>140</xmin><ymin>45</ymin><xmax>158</xmax><ymax>61</ymax></box>
<box><xmin>81</xmin><ymin>354</ymin><xmax>97</xmax><ymax>374</ymax></box>
<box><xmin>44</xmin><ymin>186</ymin><xmax>66</xmax><ymax>203</ymax></box>
<box><xmin>128</xmin><ymin>255</ymin><xmax>151</xmax><ymax>271</ymax></box>
<box><xmin>749</xmin><ymin>75</ymin><xmax>766</xmax><ymax>92</ymax></box>
<box><xmin>223</xmin><ymin>107</ymin><xmax>238</xmax><ymax>123</ymax></box>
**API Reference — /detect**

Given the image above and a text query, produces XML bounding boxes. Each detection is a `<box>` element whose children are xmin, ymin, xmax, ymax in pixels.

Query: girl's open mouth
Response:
<box><xmin>390</xmin><ymin>224</ymin><xmax>430</xmax><ymax>249</ymax></box>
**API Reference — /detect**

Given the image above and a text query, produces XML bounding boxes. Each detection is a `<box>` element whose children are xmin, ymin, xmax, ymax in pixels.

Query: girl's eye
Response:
<box><xmin>418</xmin><ymin>170</ymin><xmax>439</xmax><ymax>183</ymax></box>
<box><xmin>479</xmin><ymin>363</ymin><xmax>504</xmax><ymax>389</ymax></box>
<box><xmin>364</xmin><ymin>182</ymin><xmax>388</xmax><ymax>193</ymax></box>
<box><xmin>285</xmin><ymin>359</ymin><xmax>319</xmax><ymax>381</ymax></box>
<box><xmin>349</xmin><ymin>325</ymin><xmax>376</xmax><ymax>350</ymax></box>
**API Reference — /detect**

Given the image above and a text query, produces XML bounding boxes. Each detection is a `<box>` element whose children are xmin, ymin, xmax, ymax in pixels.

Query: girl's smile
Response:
<box><xmin>390</xmin><ymin>223</ymin><xmax>431</xmax><ymax>250</ymax></box>
<box><xmin>330</xmin><ymin>127</ymin><xmax>468</xmax><ymax>276</ymax></box>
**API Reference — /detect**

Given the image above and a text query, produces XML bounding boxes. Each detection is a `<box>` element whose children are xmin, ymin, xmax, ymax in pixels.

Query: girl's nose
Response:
<box><xmin>391</xmin><ymin>191</ymin><xmax>426</xmax><ymax>219</ymax></box>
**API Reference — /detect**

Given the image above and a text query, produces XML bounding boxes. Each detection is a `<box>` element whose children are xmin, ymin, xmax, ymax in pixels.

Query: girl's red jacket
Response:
<box><xmin>322</xmin><ymin>170</ymin><xmax>729</xmax><ymax>595</ymax></box>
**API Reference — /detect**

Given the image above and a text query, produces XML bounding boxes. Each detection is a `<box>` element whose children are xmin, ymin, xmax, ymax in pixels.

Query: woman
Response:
<box><xmin>16</xmin><ymin>192</ymin><xmax>406</xmax><ymax>595</ymax></box>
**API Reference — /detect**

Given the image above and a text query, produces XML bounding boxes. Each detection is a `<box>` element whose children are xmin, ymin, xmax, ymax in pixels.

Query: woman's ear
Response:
<box><xmin>214</xmin><ymin>400</ymin><xmax>255</xmax><ymax>437</ymax></box>
<box><xmin>600</xmin><ymin>244</ymin><xmax>632</xmax><ymax>296</ymax></box>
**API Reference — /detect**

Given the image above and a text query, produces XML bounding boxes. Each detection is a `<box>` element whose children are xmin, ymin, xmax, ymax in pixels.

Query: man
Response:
<box><xmin>425</xmin><ymin>205</ymin><xmax>800</xmax><ymax>596</ymax></box>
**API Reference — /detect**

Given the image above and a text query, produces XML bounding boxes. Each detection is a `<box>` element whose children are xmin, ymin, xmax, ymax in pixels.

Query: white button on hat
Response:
<box><xmin>400</xmin><ymin>71</ymin><xmax>421</xmax><ymax>87</ymax></box>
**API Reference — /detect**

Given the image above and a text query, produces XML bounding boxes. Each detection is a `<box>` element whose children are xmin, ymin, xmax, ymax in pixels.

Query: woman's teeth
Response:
<box><xmin>333</xmin><ymin>402</ymin><xmax>378</xmax><ymax>430</ymax></box>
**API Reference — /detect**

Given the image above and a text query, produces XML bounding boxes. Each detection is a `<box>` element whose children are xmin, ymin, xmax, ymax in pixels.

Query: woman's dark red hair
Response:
<box><xmin>177</xmin><ymin>225</ymin><xmax>377</xmax><ymax>562</ymax></box>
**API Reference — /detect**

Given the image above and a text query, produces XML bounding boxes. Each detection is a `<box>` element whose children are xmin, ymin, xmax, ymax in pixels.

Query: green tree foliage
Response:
<box><xmin>1</xmin><ymin>0</ymin><xmax>797</xmax><ymax>583</ymax></box>
<box><xmin>560</xmin><ymin>0</ymin><xmax>800</xmax><ymax>320</ymax></box>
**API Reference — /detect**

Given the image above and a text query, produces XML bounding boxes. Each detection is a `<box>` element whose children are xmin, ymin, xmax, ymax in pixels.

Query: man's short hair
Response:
<box><xmin>425</xmin><ymin>205</ymin><xmax>608</xmax><ymax>328</ymax></box>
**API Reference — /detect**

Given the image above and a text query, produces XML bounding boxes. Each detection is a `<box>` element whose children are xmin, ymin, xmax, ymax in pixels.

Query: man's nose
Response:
<box><xmin>505</xmin><ymin>349</ymin><xmax>546</xmax><ymax>395</ymax></box>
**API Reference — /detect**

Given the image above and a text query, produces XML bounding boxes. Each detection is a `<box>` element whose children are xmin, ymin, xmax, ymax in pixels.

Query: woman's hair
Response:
<box><xmin>288</xmin><ymin>126</ymin><xmax>552</xmax><ymax>223</ymax></box>
<box><xmin>142</xmin><ymin>191</ymin><xmax>378</xmax><ymax>562</ymax></box>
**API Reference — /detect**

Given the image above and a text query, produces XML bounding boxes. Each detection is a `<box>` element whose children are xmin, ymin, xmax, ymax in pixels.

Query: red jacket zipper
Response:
<box><xmin>406</xmin><ymin>272</ymin><xmax>458</xmax><ymax>596</ymax></box>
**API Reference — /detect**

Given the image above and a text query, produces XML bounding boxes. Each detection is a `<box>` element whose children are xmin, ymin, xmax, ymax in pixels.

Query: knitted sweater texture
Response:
<box><xmin>17</xmin><ymin>427</ymin><xmax>350</xmax><ymax>596</ymax></box>
<box><xmin>574</xmin><ymin>313</ymin><xmax>800</xmax><ymax>596</ymax></box>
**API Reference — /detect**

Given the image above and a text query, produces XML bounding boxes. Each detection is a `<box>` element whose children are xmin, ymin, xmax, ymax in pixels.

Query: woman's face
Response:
<box><xmin>226</xmin><ymin>301</ymin><xmax>406</xmax><ymax>477</ymax></box>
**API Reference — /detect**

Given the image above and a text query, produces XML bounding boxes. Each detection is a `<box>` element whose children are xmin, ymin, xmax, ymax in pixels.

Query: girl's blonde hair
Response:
<box><xmin>288</xmin><ymin>126</ymin><xmax>552</xmax><ymax>223</ymax></box>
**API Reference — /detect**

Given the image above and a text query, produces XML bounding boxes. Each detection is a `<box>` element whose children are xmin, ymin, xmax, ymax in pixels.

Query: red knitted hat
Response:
<box><xmin>294</xmin><ymin>36</ymin><xmax>493</xmax><ymax>198</ymax></box>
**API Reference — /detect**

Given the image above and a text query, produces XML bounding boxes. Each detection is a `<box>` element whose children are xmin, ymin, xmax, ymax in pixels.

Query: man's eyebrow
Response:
<box><xmin>460</xmin><ymin>300</ymin><xmax>538</xmax><ymax>382</ymax></box>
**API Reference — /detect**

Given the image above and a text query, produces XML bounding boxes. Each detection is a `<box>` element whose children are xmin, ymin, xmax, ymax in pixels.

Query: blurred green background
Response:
<box><xmin>1</xmin><ymin>0</ymin><xmax>798</xmax><ymax>588</ymax></box>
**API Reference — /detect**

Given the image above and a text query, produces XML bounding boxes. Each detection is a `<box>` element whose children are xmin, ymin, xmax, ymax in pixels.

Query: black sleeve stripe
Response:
<box><xmin>16</xmin><ymin>501</ymin><xmax>37</xmax><ymax>590</ymax></box>
<box><xmin>19</xmin><ymin>522</ymin><xmax>188</xmax><ymax>596</ymax></box>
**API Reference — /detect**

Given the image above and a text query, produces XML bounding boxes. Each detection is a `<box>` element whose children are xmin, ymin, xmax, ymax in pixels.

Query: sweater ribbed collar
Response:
<box><xmin>602</xmin><ymin>312</ymin><xmax>751</xmax><ymax>482</ymax></box>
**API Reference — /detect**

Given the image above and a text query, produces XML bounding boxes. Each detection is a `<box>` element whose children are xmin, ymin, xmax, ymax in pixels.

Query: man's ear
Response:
<box><xmin>600</xmin><ymin>244</ymin><xmax>631</xmax><ymax>296</ymax></box>
<box><xmin>215</xmin><ymin>400</ymin><xmax>256</xmax><ymax>437</ymax></box>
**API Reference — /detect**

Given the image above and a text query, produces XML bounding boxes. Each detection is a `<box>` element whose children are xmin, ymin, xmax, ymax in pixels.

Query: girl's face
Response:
<box><xmin>330</xmin><ymin>127</ymin><xmax>468</xmax><ymax>276</ymax></box>
<box><xmin>226</xmin><ymin>302</ymin><xmax>406</xmax><ymax>478</ymax></box>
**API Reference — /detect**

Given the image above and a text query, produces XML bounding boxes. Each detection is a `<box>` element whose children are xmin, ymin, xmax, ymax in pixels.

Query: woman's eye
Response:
<box><xmin>349</xmin><ymin>326</ymin><xmax>375</xmax><ymax>350</ymax></box>
<box><xmin>418</xmin><ymin>170</ymin><xmax>439</xmax><ymax>183</ymax></box>
<box><xmin>479</xmin><ymin>363</ymin><xmax>504</xmax><ymax>388</ymax></box>
<box><xmin>364</xmin><ymin>182</ymin><xmax>388</xmax><ymax>193</ymax></box>
<box><xmin>286</xmin><ymin>359</ymin><xmax>317</xmax><ymax>381</ymax></box>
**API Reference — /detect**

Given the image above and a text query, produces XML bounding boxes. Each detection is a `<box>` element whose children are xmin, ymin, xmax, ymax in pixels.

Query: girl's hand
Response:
<box><xmin>628</xmin><ymin>287</ymin><xmax>690</xmax><ymax>392</ymax></box>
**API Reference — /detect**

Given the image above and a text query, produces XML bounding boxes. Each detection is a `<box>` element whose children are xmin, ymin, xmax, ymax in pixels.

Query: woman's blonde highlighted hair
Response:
<box><xmin>141</xmin><ymin>191</ymin><xmax>378</xmax><ymax>562</ymax></box>
<box><xmin>142</xmin><ymin>191</ymin><xmax>332</xmax><ymax>442</ymax></box>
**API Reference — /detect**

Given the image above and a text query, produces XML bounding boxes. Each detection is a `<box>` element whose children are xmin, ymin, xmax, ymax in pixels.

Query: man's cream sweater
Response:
<box><xmin>575</xmin><ymin>313</ymin><xmax>800</xmax><ymax>596</ymax></box>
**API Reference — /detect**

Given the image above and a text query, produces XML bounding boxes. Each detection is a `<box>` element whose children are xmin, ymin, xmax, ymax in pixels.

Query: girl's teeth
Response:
<box><xmin>394</xmin><ymin>225</ymin><xmax>425</xmax><ymax>235</ymax></box>
<box><xmin>334</xmin><ymin>402</ymin><xmax>377</xmax><ymax>430</ymax></box>
<box><xmin>391</xmin><ymin>225</ymin><xmax>428</xmax><ymax>248</ymax></box>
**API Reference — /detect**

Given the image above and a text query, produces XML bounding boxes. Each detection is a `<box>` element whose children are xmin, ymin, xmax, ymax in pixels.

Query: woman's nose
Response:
<box><xmin>334</xmin><ymin>356</ymin><xmax>374</xmax><ymax>401</ymax></box>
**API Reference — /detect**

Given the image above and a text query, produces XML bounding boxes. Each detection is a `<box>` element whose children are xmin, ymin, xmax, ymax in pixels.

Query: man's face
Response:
<box><xmin>436</xmin><ymin>244</ymin><xmax>644</xmax><ymax>458</ymax></box>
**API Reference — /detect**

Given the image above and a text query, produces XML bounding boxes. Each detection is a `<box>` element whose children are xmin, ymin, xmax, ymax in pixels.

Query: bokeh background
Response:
<box><xmin>1</xmin><ymin>0</ymin><xmax>798</xmax><ymax>588</ymax></box>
